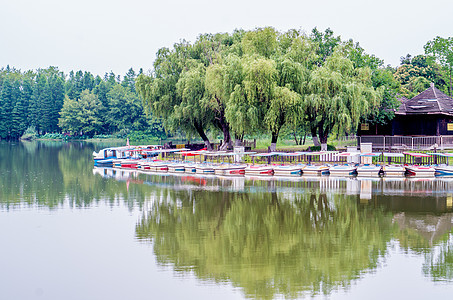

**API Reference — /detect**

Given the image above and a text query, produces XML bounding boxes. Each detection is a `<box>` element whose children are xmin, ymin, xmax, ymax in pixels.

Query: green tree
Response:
<box><xmin>304</xmin><ymin>48</ymin><xmax>380</xmax><ymax>145</ymax></box>
<box><xmin>136</xmin><ymin>42</ymin><xmax>214</xmax><ymax>150</ymax></box>
<box><xmin>58</xmin><ymin>90</ymin><xmax>104</xmax><ymax>137</ymax></box>
<box><xmin>424</xmin><ymin>36</ymin><xmax>453</xmax><ymax>96</ymax></box>
<box><xmin>0</xmin><ymin>75</ymin><xmax>13</xmax><ymax>139</ymax></box>
<box><xmin>106</xmin><ymin>84</ymin><xmax>147</xmax><ymax>132</ymax></box>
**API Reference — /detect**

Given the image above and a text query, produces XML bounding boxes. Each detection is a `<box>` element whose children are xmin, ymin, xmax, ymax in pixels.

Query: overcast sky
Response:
<box><xmin>1</xmin><ymin>0</ymin><xmax>453</xmax><ymax>77</ymax></box>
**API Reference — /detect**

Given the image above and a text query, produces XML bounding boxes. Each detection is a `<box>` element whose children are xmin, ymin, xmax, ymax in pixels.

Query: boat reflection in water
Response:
<box><xmin>93</xmin><ymin>166</ymin><xmax>453</xmax><ymax>299</ymax></box>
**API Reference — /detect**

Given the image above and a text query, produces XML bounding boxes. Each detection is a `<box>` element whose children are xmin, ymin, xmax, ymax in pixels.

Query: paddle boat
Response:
<box><xmin>381</xmin><ymin>152</ymin><xmax>406</xmax><ymax>177</ymax></box>
<box><xmin>195</xmin><ymin>163</ymin><xmax>216</xmax><ymax>174</ymax></box>
<box><xmin>299</xmin><ymin>151</ymin><xmax>336</xmax><ymax>176</ymax></box>
<box><xmin>302</xmin><ymin>164</ymin><xmax>330</xmax><ymax>176</ymax></box>
<box><xmin>183</xmin><ymin>162</ymin><xmax>197</xmax><ymax>174</ymax></box>
<box><xmin>167</xmin><ymin>162</ymin><xmax>186</xmax><ymax>173</ymax></box>
<box><xmin>356</xmin><ymin>153</ymin><xmax>382</xmax><ymax>177</ymax></box>
<box><xmin>214</xmin><ymin>164</ymin><xmax>247</xmax><ymax>176</ymax></box>
<box><xmin>272</xmin><ymin>165</ymin><xmax>303</xmax><ymax>176</ymax></box>
<box><xmin>328</xmin><ymin>164</ymin><xmax>358</xmax><ymax>176</ymax></box>
<box><xmin>403</xmin><ymin>152</ymin><xmax>435</xmax><ymax>177</ymax></box>
<box><xmin>356</xmin><ymin>164</ymin><xmax>382</xmax><ymax>177</ymax></box>
<box><xmin>404</xmin><ymin>163</ymin><xmax>435</xmax><ymax>177</ymax></box>
<box><xmin>94</xmin><ymin>146</ymin><xmax>134</xmax><ymax>167</ymax></box>
<box><xmin>143</xmin><ymin>160</ymin><xmax>168</xmax><ymax>172</ymax></box>
<box><xmin>432</xmin><ymin>165</ymin><xmax>453</xmax><ymax>176</ymax></box>
<box><xmin>382</xmin><ymin>165</ymin><xmax>406</xmax><ymax>177</ymax></box>
<box><xmin>244</xmin><ymin>165</ymin><xmax>274</xmax><ymax>176</ymax></box>
<box><xmin>404</xmin><ymin>165</ymin><xmax>436</xmax><ymax>177</ymax></box>
<box><xmin>427</xmin><ymin>153</ymin><xmax>453</xmax><ymax>176</ymax></box>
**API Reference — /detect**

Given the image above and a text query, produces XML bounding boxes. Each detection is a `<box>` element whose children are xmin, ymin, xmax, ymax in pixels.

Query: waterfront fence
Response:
<box><xmin>358</xmin><ymin>135</ymin><xmax>453</xmax><ymax>150</ymax></box>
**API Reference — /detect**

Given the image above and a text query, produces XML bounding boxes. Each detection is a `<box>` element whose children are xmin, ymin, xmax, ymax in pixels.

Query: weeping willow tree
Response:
<box><xmin>136</xmin><ymin>42</ymin><xmax>215</xmax><ymax>150</ymax></box>
<box><xmin>304</xmin><ymin>48</ymin><xmax>381</xmax><ymax>146</ymax></box>
<box><xmin>226</xmin><ymin>56</ymin><xmax>277</xmax><ymax>141</ymax></box>
<box><xmin>137</xmin><ymin>27</ymin><xmax>385</xmax><ymax>149</ymax></box>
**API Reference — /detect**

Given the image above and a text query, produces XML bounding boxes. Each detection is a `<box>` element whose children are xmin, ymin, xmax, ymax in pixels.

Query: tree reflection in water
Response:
<box><xmin>136</xmin><ymin>189</ymin><xmax>395</xmax><ymax>299</ymax></box>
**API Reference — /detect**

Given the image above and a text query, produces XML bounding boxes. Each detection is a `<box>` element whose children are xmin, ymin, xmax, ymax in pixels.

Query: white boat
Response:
<box><xmin>433</xmin><ymin>165</ymin><xmax>453</xmax><ymax>176</ymax></box>
<box><xmin>137</xmin><ymin>160</ymin><xmax>153</xmax><ymax>171</ymax></box>
<box><xmin>195</xmin><ymin>164</ymin><xmax>216</xmax><ymax>174</ymax></box>
<box><xmin>328</xmin><ymin>164</ymin><xmax>357</xmax><ymax>176</ymax></box>
<box><xmin>272</xmin><ymin>165</ymin><xmax>303</xmax><ymax>176</ymax></box>
<box><xmin>119</xmin><ymin>158</ymin><xmax>141</xmax><ymax>169</ymax></box>
<box><xmin>382</xmin><ymin>165</ymin><xmax>406</xmax><ymax>177</ymax></box>
<box><xmin>167</xmin><ymin>163</ymin><xmax>185</xmax><ymax>173</ymax></box>
<box><xmin>93</xmin><ymin>146</ymin><xmax>134</xmax><ymax>167</ymax></box>
<box><xmin>356</xmin><ymin>164</ymin><xmax>382</xmax><ymax>177</ymax></box>
<box><xmin>146</xmin><ymin>161</ymin><xmax>168</xmax><ymax>172</ymax></box>
<box><xmin>405</xmin><ymin>165</ymin><xmax>435</xmax><ymax>177</ymax></box>
<box><xmin>302</xmin><ymin>165</ymin><xmax>330</xmax><ymax>176</ymax></box>
<box><xmin>183</xmin><ymin>162</ymin><xmax>197</xmax><ymax>174</ymax></box>
<box><xmin>214</xmin><ymin>164</ymin><xmax>246</xmax><ymax>176</ymax></box>
<box><xmin>244</xmin><ymin>165</ymin><xmax>274</xmax><ymax>176</ymax></box>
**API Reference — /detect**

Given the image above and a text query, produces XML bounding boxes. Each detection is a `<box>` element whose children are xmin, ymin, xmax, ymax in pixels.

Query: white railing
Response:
<box><xmin>358</xmin><ymin>136</ymin><xmax>453</xmax><ymax>150</ymax></box>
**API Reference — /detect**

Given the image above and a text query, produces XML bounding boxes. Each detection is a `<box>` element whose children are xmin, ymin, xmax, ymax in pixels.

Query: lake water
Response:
<box><xmin>1</xmin><ymin>141</ymin><xmax>453</xmax><ymax>300</ymax></box>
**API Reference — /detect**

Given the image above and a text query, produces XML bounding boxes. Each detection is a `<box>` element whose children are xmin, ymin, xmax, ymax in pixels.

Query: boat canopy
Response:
<box><xmin>250</xmin><ymin>153</ymin><xmax>277</xmax><ymax>157</ymax></box>
<box><xmin>403</xmin><ymin>152</ymin><xmax>431</xmax><ymax>157</ymax></box>
<box><xmin>382</xmin><ymin>152</ymin><xmax>404</xmax><ymax>158</ymax></box>
<box><xmin>359</xmin><ymin>152</ymin><xmax>381</xmax><ymax>157</ymax></box>
<box><xmin>202</xmin><ymin>151</ymin><xmax>256</xmax><ymax>156</ymax></box>
<box><xmin>427</xmin><ymin>152</ymin><xmax>453</xmax><ymax>157</ymax></box>
<box><xmin>334</xmin><ymin>152</ymin><xmax>360</xmax><ymax>157</ymax></box>
<box><xmin>272</xmin><ymin>152</ymin><xmax>308</xmax><ymax>156</ymax></box>
<box><xmin>304</xmin><ymin>151</ymin><xmax>335</xmax><ymax>156</ymax></box>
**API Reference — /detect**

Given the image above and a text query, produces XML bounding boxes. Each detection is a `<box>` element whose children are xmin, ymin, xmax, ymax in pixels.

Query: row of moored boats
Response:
<box><xmin>93</xmin><ymin>146</ymin><xmax>453</xmax><ymax>177</ymax></box>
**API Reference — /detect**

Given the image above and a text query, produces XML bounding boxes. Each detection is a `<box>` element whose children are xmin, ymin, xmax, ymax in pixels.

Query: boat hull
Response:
<box><xmin>328</xmin><ymin>165</ymin><xmax>357</xmax><ymax>176</ymax></box>
<box><xmin>356</xmin><ymin>165</ymin><xmax>382</xmax><ymax>177</ymax></box>
<box><xmin>245</xmin><ymin>165</ymin><xmax>274</xmax><ymax>176</ymax></box>
<box><xmin>168</xmin><ymin>165</ymin><xmax>185</xmax><ymax>173</ymax></box>
<box><xmin>214</xmin><ymin>166</ymin><xmax>246</xmax><ymax>176</ymax></box>
<box><xmin>273</xmin><ymin>166</ymin><xmax>302</xmax><ymax>176</ymax></box>
<box><xmin>434</xmin><ymin>165</ymin><xmax>453</xmax><ymax>176</ymax></box>
<box><xmin>382</xmin><ymin>165</ymin><xmax>406</xmax><ymax>177</ymax></box>
<box><xmin>405</xmin><ymin>166</ymin><xmax>435</xmax><ymax>177</ymax></box>
<box><xmin>302</xmin><ymin>165</ymin><xmax>330</xmax><ymax>176</ymax></box>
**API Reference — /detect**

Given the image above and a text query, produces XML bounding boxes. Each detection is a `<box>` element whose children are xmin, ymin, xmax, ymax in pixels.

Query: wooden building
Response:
<box><xmin>358</xmin><ymin>83</ymin><xmax>453</xmax><ymax>136</ymax></box>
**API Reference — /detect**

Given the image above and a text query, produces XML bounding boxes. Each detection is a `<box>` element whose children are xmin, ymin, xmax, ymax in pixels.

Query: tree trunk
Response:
<box><xmin>269</xmin><ymin>131</ymin><xmax>279</xmax><ymax>151</ymax></box>
<box><xmin>311</xmin><ymin>126</ymin><xmax>320</xmax><ymax>147</ymax></box>
<box><xmin>318</xmin><ymin>120</ymin><xmax>329</xmax><ymax>144</ymax></box>
<box><xmin>293</xmin><ymin>130</ymin><xmax>298</xmax><ymax>145</ymax></box>
<box><xmin>215</xmin><ymin>96</ymin><xmax>232</xmax><ymax>151</ymax></box>
<box><xmin>193</xmin><ymin>121</ymin><xmax>212</xmax><ymax>151</ymax></box>
<box><xmin>218</xmin><ymin>119</ymin><xmax>232</xmax><ymax>151</ymax></box>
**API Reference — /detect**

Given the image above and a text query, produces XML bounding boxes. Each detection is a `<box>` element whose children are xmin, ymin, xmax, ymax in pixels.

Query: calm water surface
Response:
<box><xmin>1</xmin><ymin>141</ymin><xmax>453</xmax><ymax>299</ymax></box>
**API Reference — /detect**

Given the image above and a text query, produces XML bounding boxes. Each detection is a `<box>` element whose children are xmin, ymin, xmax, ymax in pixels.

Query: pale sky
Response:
<box><xmin>1</xmin><ymin>0</ymin><xmax>453</xmax><ymax>77</ymax></box>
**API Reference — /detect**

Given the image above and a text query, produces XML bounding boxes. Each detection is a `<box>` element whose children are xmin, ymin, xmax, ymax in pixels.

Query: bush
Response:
<box><xmin>128</xmin><ymin>130</ymin><xmax>164</xmax><ymax>143</ymax></box>
<box><xmin>39</xmin><ymin>133</ymin><xmax>65</xmax><ymax>140</ymax></box>
<box><xmin>308</xmin><ymin>144</ymin><xmax>336</xmax><ymax>151</ymax></box>
<box><xmin>93</xmin><ymin>134</ymin><xmax>116</xmax><ymax>139</ymax></box>
<box><xmin>21</xmin><ymin>126</ymin><xmax>38</xmax><ymax>140</ymax></box>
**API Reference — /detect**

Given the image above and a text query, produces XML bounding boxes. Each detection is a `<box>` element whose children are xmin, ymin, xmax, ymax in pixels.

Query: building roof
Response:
<box><xmin>395</xmin><ymin>83</ymin><xmax>453</xmax><ymax>115</ymax></box>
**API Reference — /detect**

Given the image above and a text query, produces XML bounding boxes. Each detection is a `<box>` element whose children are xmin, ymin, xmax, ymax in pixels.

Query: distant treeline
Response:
<box><xmin>0</xmin><ymin>66</ymin><xmax>165</xmax><ymax>140</ymax></box>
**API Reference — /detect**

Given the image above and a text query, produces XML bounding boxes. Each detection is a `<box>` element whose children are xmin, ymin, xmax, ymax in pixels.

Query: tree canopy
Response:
<box><xmin>136</xmin><ymin>27</ymin><xmax>389</xmax><ymax>148</ymax></box>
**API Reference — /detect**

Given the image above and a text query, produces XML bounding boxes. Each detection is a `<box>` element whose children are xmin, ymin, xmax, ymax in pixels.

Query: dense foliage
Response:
<box><xmin>2</xmin><ymin>29</ymin><xmax>453</xmax><ymax>146</ymax></box>
<box><xmin>0</xmin><ymin>66</ymin><xmax>165</xmax><ymax>140</ymax></box>
<box><xmin>137</xmin><ymin>27</ymin><xmax>392</xmax><ymax>148</ymax></box>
